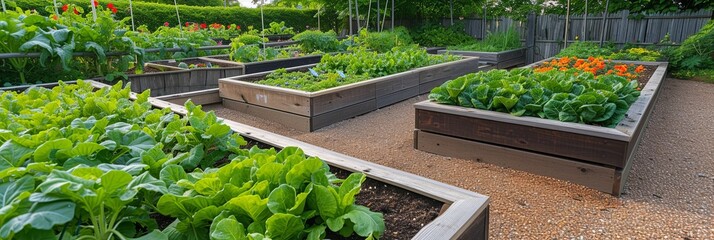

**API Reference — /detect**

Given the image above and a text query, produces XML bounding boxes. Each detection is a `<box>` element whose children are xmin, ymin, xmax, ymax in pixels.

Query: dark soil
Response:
<box><xmin>160</xmin><ymin>59</ymin><xmax>241</xmax><ymax>68</ymax></box>
<box><xmin>150</xmin><ymin>213</ymin><xmax>175</xmax><ymax>230</ymax></box>
<box><xmin>631</xmin><ymin>64</ymin><xmax>657</xmax><ymax>87</ymax></box>
<box><xmin>327</xmin><ymin>168</ymin><xmax>443</xmax><ymax>240</ymax></box>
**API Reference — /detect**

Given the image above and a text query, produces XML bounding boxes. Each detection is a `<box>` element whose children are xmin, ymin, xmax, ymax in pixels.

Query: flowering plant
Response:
<box><xmin>534</xmin><ymin>56</ymin><xmax>646</xmax><ymax>81</ymax></box>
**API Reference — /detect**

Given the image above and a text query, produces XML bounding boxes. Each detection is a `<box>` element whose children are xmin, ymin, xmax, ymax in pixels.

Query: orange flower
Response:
<box><xmin>635</xmin><ymin>65</ymin><xmax>645</xmax><ymax>73</ymax></box>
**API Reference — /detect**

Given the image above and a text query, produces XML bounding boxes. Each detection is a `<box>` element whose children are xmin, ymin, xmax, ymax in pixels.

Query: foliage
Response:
<box><xmin>159</xmin><ymin>146</ymin><xmax>385</xmax><ymax>239</ymax></box>
<box><xmin>411</xmin><ymin>22</ymin><xmax>476</xmax><ymax>47</ymax></box>
<box><xmin>608</xmin><ymin>48</ymin><xmax>662</xmax><ymax>62</ymax></box>
<box><xmin>534</xmin><ymin>57</ymin><xmax>646</xmax><ymax>81</ymax></box>
<box><xmin>555</xmin><ymin>42</ymin><xmax>615</xmax><ymax>59</ymax></box>
<box><xmin>257</xmin><ymin>46</ymin><xmax>459</xmax><ymax>92</ymax></box>
<box><xmin>670</xmin><ymin>20</ymin><xmax>714</xmax><ymax>72</ymax></box>
<box><xmin>0</xmin><ymin>80</ymin><xmax>383</xmax><ymax>239</ymax></box>
<box><xmin>15</xmin><ymin>0</ymin><xmax>319</xmax><ymax>32</ymax></box>
<box><xmin>428</xmin><ymin>68</ymin><xmax>642</xmax><ymax>127</ymax></box>
<box><xmin>258</xmin><ymin>68</ymin><xmax>371</xmax><ymax>92</ymax></box>
<box><xmin>448</xmin><ymin>28</ymin><xmax>522</xmax><ymax>52</ymax></box>
<box><xmin>354</xmin><ymin>27</ymin><xmax>413</xmax><ymax>53</ymax></box>
<box><xmin>261</xmin><ymin>21</ymin><xmax>295</xmax><ymax>35</ymax></box>
<box><xmin>291</xmin><ymin>30</ymin><xmax>344</xmax><ymax>53</ymax></box>
<box><xmin>136</xmin><ymin>0</ymin><xmax>224</xmax><ymax>7</ymax></box>
<box><xmin>229</xmin><ymin>45</ymin><xmax>280</xmax><ymax>63</ymax></box>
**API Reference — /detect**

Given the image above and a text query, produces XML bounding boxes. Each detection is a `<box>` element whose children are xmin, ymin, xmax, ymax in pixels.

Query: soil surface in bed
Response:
<box><xmin>205</xmin><ymin>77</ymin><xmax>714</xmax><ymax>239</ymax></box>
<box><xmin>158</xmin><ymin>59</ymin><xmax>241</xmax><ymax>68</ymax></box>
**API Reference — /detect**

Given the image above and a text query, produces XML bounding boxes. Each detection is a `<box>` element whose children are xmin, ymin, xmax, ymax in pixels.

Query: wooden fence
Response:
<box><xmin>429</xmin><ymin>10</ymin><xmax>713</xmax><ymax>62</ymax></box>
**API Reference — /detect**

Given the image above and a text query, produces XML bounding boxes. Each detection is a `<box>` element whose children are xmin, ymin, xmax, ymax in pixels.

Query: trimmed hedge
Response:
<box><xmin>136</xmin><ymin>0</ymin><xmax>223</xmax><ymax>7</ymax></box>
<box><xmin>12</xmin><ymin>0</ymin><xmax>320</xmax><ymax>31</ymax></box>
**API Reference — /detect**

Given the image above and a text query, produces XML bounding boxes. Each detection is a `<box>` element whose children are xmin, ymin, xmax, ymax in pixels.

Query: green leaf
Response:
<box><xmin>312</xmin><ymin>185</ymin><xmax>339</xmax><ymax>219</ymax></box>
<box><xmin>338</xmin><ymin>173</ymin><xmax>365</xmax><ymax>209</ymax></box>
<box><xmin>181</xmin><ymin>144</ymin><xmax>205</xmax><ymax>170</ymax></box>
<box><xmin>0</xmin><ymin>140</ymin><xmax>34</xmax><ymax>169</ymax></box>
<box><xmin>340</xmin><ymin>205</ymin><xmax>385</xmax><ymax>238</ymax></box>
<box><xmin>265</xmin><ymin>213</ymin><xmax>304</xmax><ymax>240</ymax></box>
<box><xmin>226</xmin><ymin>195</ymin><xmax>270</xmax><ymax>222</ymax></box>
<box><xmin>286</xmin><ymin>158</ymin><xmax>324</xmax><ymax>189</ymax></box>
<box><xmin>101</xmin><ymin>170</ymin><xmax>133</xmax><ymax>195</ymax></box>
<box><xmin>33</xmin><ymin>138</ymin><xmax>72</xmax><ymax>162</ymax></box>
<box><xmin>305</xmin><ymin>225</ymin><xmax>326</xmax><ymax>240</ymax></box>
<box><xmin>210</xmin><ymin>215</ymin><xmax>246</xmax><ymax>240</ymax></box>
<box><xmin>121</xmin><ymin>172</ymin><xmax>167</xmax><ymax>201</ymax></box>
<box><xmin>267</xmin><ymin>184</ymin><xmax>296</xmax><ymax>214</ymax></box>
<box><xmin>128</xmin><ymin>229</ymin><xmax>169</xmax><ymax>240</ymax></box>
<box><xmin>0</xmin><ymin>201</ymin><xmax>76</xmax><ymax>238</ymax></box>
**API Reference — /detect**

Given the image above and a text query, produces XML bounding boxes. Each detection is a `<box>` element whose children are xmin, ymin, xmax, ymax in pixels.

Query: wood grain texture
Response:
<box><xmin>312</xmin><ymin>83</ymin><xmax>375</xmax><ymax>115</ymax></box>
<box><xmin>416</xmin><ymin>130</ymin><xmax>618</xmax><ymax>194</ymax></box>
<box><xmin>438</xmin><ymin>48</ymin><xmax>526</xmax><ymax>68</ymax></box>
<box><xmin>155</xmin><ymin>88</ymin><xmax>221</xmax><ymax>105</ymax></box>
<box><xmin>222</xmin><ymin>99</ymin><xmax>311</xmax><ymax>132</ymax></box>
<box><xmin>219</xmin><ymin>80</ymin><xmax>312</xmax><ymax>116</ymax></box>
<box><xmin>312</xmin><ymin>99</ymin><xmax>377</xmax><ymax>131</ymax></box>
<box><xmin>377</xmin><ymin>85</ymin><xmax>420</xmax><ymax>108</ymax></box>
<box><xmin>415</xmin><ymin>107</ymin><xmax>629</xmax><ymax>167</ymax></box>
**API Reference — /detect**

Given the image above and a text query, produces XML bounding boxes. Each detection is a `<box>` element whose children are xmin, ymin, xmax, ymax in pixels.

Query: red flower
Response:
<box><xmin>211</xmin><ymin>23</ymin><xmax>222</xmax><ymax>29</ymax></box>
<box><xmin>93</xmin><ymin>0</ymin><xmax>99</xmax><ymax>7</ymax></box>
<box><xmin>107</xmin><ymin>3</ymin><xmax>117</xmax><ymax>13</ymax></box>
<box><xmin>51</xmin><ymin>15</ymin><xmax>58</xmax><ymax>20</ymax></box>
<box><xmin>185</xmin><ymin>22</ymin><xmax>190</xmax><ymax>27</ymax></box>
<box><xmin>200</xmin><ymin>23</ymin><xmax>207</xmax><ymax>29</ymax></box>
<box><xmin>61</xmin><ymin>4</ymin><xmax>69</xmax><ymax>12</ymax></box>
<box><xmin>73</xmin><ymin>8</ymin><xmax>80</xmax><ymax>15</ymax></box>
<box><xmin>164</xmin><ymin>22</ymin><xmax>170</xmax><ymax>27</ymax></box>
<box><xmin>236</xmin><ymin>25</ymin><xmax>241</xmax><ymax>30</ymax></box>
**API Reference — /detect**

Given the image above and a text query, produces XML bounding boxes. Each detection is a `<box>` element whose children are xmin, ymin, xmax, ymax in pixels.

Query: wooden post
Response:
<box><xmin>482</xmin><ymin>4</ymin><xmax>487</xmax><ymax>39</ymax></box>
<box><xmin>564</xmin><ymin>0</ymin><xmax>570</xmax><ymax>48</ymax></box>
<box><xmin>450</xmin><ymin>0</ymin><xmax>454</xmax><ymax>25</ymax></box>
<box><xmin>583</xmin><ymin>0</ymin><xmax>587</xmax><ymax>41</ymax></box>
<box><xmin>173</xmin><ymin>0</ymin><xmax>183</xmax><ymax>37</ymax></box>
<box><xmin>129</xmin><ymin>0</ymin><xmax>136</xmax><ymax>31</ymax></box>
<box><xmin>391</xmin><ymin>0</ymin><xmax>394</xmax><ymax>30</ymax></box>
<box><xmin>355</xmin><ymin>0</ymin><xmax>361</xmax><ymax>31</ymax></box>
<box><xmin>1</xmin><ymin>0</ymin><xmax>5</xmax><ymax>12</ymax></box>
<box><xmin>599</xmin><ymin>0</ymin><xmax>610</xmax><ymax>47</ymax></box>
<box><xmin>377</xmin><ymin>0</ymin><xmax>380</xmax><ymax>31</ymax></box>
<box><xmin>525</xmin><ymin>12</ymin><xmax>536</xmax><ymax>64</ymax></box>
<box><xmin>349</xmin><ymin>0</ymin><xmax>353</xmax><ymax>35</ymax></box>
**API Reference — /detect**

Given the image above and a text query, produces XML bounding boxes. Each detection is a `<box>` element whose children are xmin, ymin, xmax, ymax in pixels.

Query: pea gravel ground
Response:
<box><xmin>205</xmin><ymin>78</ymin><xmax>714</xmax><ymax>239</ymax></box>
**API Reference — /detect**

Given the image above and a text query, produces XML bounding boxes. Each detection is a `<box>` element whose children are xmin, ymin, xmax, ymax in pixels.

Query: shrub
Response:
<box><xmin>555</xmin><ymin>41</ymin><xmax>615</xmax><ymax>59</ymax></box>
<box><xmin>355</xmin><ymin>27</ymin><xmax>413</xmax><ymax>53</ymax></box>
<box><xmin>449</xmin><ymin>28</ymin><xmax>522</xmax><ymax>52</ymax></box>
<box><xmin>136</xmin><ymin>0</ymin><xmax>223</xmax><ymax>6</ymax></box>
<box><xmin>671</xmin><ymin>20</ymin><xmax>714</xmax><ymax>72</ymax></box>
<box><xmin>291</xmin><ymin>30</ymin><xmax>343</xmax><ymax>53</ymax></box>
<box><xmin>13</xmin><ymin>0</ymin><xmax>319</xmax><ymax>31</ymax></box>
<box><xmin>411</xmin><ymin>22</ymin><xmax>476</xmax><ymax>47</ymax></box>
<box><xmin>608</xmin><ymin>47</ymin><xmax>662</xmax><ymax>62</ymax></box>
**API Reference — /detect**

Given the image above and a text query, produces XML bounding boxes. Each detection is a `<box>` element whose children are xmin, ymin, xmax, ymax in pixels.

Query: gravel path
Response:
<box><xmin>205</xmin><ymin>78</ymin><xmax>714</xmax><ymax>239</ymax></box>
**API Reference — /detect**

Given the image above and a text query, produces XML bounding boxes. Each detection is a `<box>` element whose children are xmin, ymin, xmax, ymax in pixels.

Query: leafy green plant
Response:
<box><xmin>448</xmin><ymin>28</ymin><xmax>522</xmax><ymax>52</ymax></box>
<box><xmin>261</xmin><ymin>21</ymin><xmax>295</xmax><ymax>35</ymax></box>
<box><xmin>671</xmin><ymin>20</ymin><xmax>714</xmax><ymax>74</ymax></box>
<box><xmin>429</xmin><ymin>68</ymin><xmax>641</xmax><ymax>127</ymax></box>
<box><xmin>158</xmin><ymin>146</ymin><xmax>385</xmax><ymax>239</ymax></box>
<box><xmin>411</xmin><ymin>22</ymin><xmax>476</xmax><ymax>47</ymax></box>
<box><xmin>291</xmin><ymin>30</ymin><xmax>343</xmax><ymax>53</ymax></box>
<box><xmin>608</xmin><ymin>47</ymin><xmax>662</xmax><ymax>61</ymax></box>
<box><xmin>257</xmin><ymin>45</ymin><xmax>459</xmax><ymax>92</ymax></box>
<box><xmin>354</xmin><ymin>27</ymin><xmax>413</xmax><ymax>53</ymax></box>
<box><xmin>555</xmin><ymin>41</ymin><xmax>616</xmax><ymax>59</ymax></box>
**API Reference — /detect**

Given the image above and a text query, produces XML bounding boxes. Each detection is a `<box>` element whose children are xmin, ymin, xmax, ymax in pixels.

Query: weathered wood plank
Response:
<box><xmin>312</xmin><ymin>83</ymin><xmax>375</xmax><ymax>116</ymax></box>
<box><xmin>416</xmin><ymin>130</ymin><xmax>618</xmax><ymax>194</ymax></box>
<box><xmin>312</xmin><ymin>99</ymin><xmax>376</xmax><ymax>131</ymax></box>
<box><xmin>415</xmin><ymin>106</ymin><xmax>629</xmax><ymax>167</ymax></box>
<box><xmin>219</xmin><ymin>80</ymin><xmax>312</xmax><ymax>116</ymax></box>
<box><xmin>222</xmin><ymin>99</ymin><xmax>311</xmax><ymax>131</ymax></box>
<box><xmin>377</xmin><ymin>85</ymin><xmax>420</xmax><ymax>108</ymax></box>
<box><xmin>375</xmin><ymin>71</ymin><xmax>420</xmax><ymax>97</ymax></box>
<box><xmin>155</xmin><ymin>88</ymin><xmax>221</xmax><ymax>105</ymax></box>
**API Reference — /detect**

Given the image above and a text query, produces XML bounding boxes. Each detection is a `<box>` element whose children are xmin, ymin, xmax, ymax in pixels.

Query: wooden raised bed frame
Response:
<box><xmin>437</xmin><ymin>48</ymin><xmax>526</xmax><ymax>69</ymax></box>
<box><xmin>219</xmin><ymin>56</ymin><xmax>489</xmax><ymax>132</ymax></box>
<box><xmin>204</xmin><ymin>54</ymin><xmax>323</xmax><ymax>75</ymax></box>
<box><xmin>413</xmin><ymin>60</ymin><xmax>668</xmax><ymax>196</ymax></box>
<box><xmin>149</xmin><ymin>57</ymin><xmax>245</xmax><ymax>92</ymax></box>
<box><xmin>67</xmin><ymin>80</ymin><xmax>489</xmax><ymax>240</ymax></box>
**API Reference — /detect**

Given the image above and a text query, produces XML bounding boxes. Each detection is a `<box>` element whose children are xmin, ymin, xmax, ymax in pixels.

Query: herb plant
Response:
<box><xmin>448</xmin><ymin>28</ymin><xmax>522</xmax><ymax>52</ymax></box>
<box><xmin>261</xmin><ymin>21</ymin><xmax>295</xmax><ymax>35</ymax></box>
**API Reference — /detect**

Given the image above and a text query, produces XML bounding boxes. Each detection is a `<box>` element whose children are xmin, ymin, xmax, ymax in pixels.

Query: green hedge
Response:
<box><xmin>136</xmin><ymin>0</ymin><xmax>223</xmax><ymax>7</ymax></box>
<box><xmin>11</xmin><ymin>0</ymin><xmax>320</xmax><ymax>31</ymax></box>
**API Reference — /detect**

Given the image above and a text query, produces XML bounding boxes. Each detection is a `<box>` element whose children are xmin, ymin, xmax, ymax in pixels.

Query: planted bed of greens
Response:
<box><xmin>256</xmin><ymin>46</ymin><xmax>460</xmax><ymax>92</ymax></box>
<box><xmin>428</xmin><ymin>59</ymin><xmax>645</xmax><ymax>127</ymax></box>
<box><xmin>0</xmin><ymin>81</ymin><xmax>385</xmax><ymax>239</ymax></box>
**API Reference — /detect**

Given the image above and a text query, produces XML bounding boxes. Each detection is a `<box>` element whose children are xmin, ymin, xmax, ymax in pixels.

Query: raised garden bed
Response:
<box><xmin>218</xmin><ymin>56</ymin><xmax>488</xmax><ymax>132</ymax></box>
<box><xmin>95</xmin><ymin>63</ymin><xmax>192</xmax><ymax>97</ymax></box>
<box><xmin>90</xmin><ymin>80</ymin><xmax>491</xmax><ymax>239</ymax></box>
<box><xmin>413</xmin><ymin>60</ymin><xmax>668</xmax><ymax>196</ymax></box>
<box><xmin>150</xmin><ymin>57</ymin><xmax>245</xmax><ymax>91</ymax></box>
<box><xmin>438</xmin><ymin>48</ymin><xmax>526</xmax><ymax>69</ymax></box>
<box><xmin>205</xmin><ymin>54</ymin><xmax>323</xmax><ymax>74</ymax></box>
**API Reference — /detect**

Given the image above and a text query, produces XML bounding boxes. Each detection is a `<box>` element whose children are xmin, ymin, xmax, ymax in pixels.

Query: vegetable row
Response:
<box><xmin>0</xmin><ymin>81</ymin><xmax>385</xmax><ymax>239</ymax></box>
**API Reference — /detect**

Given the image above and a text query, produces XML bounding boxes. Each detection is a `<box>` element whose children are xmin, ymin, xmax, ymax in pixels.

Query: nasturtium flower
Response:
<box><xmin>61</xmin><ymin>4</ymin><xmax>69</xmax><ymax>12</ymax></box>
